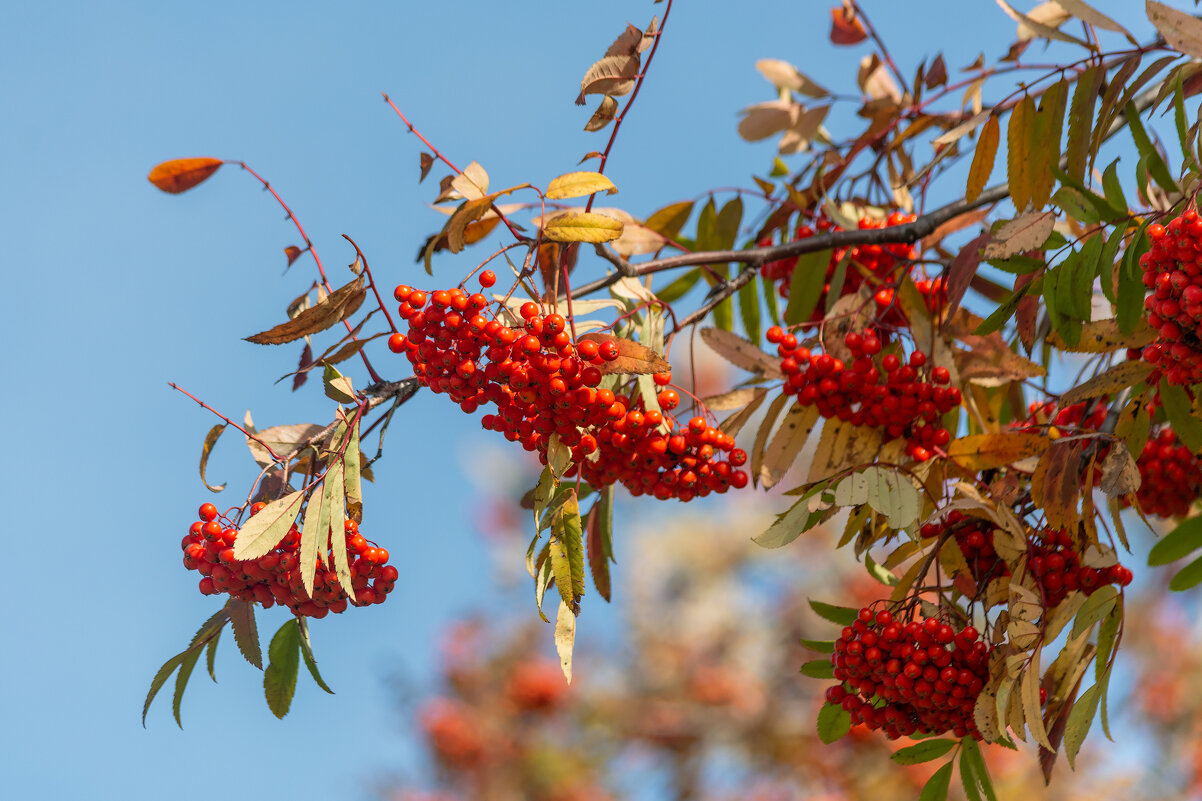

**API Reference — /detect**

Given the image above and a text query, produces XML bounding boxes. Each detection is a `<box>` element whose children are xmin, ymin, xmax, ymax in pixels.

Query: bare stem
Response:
<box><xmin>168</xmin><ymin>382</ymin><xmax>284</xmax><ymax>463</ymax></box>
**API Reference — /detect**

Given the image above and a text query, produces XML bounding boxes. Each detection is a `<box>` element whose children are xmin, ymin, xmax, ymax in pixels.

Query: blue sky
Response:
<box><xmin>0</xmin><ymin>1</ymin><xmax>1158</xmax><ymax>799</ymax></box>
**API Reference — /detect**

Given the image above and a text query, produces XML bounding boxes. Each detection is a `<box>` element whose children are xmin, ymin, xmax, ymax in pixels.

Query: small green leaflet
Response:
<box><xmin>799</xmin><ymin>638</ymin><xmax>835</xmax><ymax>653</ymax></box>
<box><xmin>833</xmin><ymin>466</ymin><xmax>920</xmax><ymax>529</ymax></box>
<box><xmin>549</xmin><ymin>490</ymin><xmax>585</xmax><ymax>613</ymax></box>
<box><xmin>143</xmin><ymin>605</ymin><xmax>231</xmax><ymax>726</ymax></box>
<box><xmin>891</xmin><ymin>738</ymin><xmax>957</xmax><ymax>764</ymax></box>
<box><xmin>919</xmin><ymin>761</ymin><xmax>953</xmax><ymax>801</ymax></box>
<box><xmin>1169</xmin><ymin>553</ymin><xmax>1202</xmax><ymax>591</ymax></box>
<box><xmin>753</xmin><ymin>479</ymin><xmax>832</xmax><ymax>548</ymax></box>
<box><xmin>1125</xmin><ymin>101</ymin><xmax>1178</xmax><ymax>193</ymax></box>
<box><xmin>808</xmin><ymin>599</ymin><xmax>858</xmax><ymax>626</ymax></box>
<box><xmin>264</xmin><ymin>619</ymin><xmax>302</xmax><ymax>719</ymax></box>
<box><xmin>233</xmin><ymin>490</ymin><xmax>304</xmax><ymax>561</ymax></box>
<box><xmin>1149</xmin><ymin>515</ymin><xmax>1202</xmax><ymax>566</ymax></box>
<box><xmin>1065</xmin><ymin>683</ymin><xmax>1101</xmax><ymax>769</ymax></box>
<box><xmin>228</xmin><ymin>598</ymin><xmax>263</xmax><ymax>669</ymax></box>
<box><xmin>298</xmin><ymin>618</ymin><xmax>335</xmax><ymax>694</ymax></box>
<box><xmin>959</xmin><ymin>736</ymin><xmax>998</xmax><ymax>801</ymax></box>
<box><xmin>783</xmin><ymin>250</ymin><xmax>830</xmax><ymax>325</ymax></box>
<box><xmin>1071</xmin><ymin>585</ymin><xmax>1117</xmax><ymax>637</ymax></box>
<box><xmin>816</xmin><ymin>702</ymin><xmax>851</xmax><ymax>744</ymax></box>
<box><xmin>799</xmin><ymin>659</ymin><xmax>835</xmax><ymax>679</ymax></box>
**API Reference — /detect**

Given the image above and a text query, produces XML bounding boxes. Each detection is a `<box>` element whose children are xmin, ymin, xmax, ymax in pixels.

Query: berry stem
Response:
<box><xmin>342</xmin><ymin>234</ymin><xmax>398</xmax><ymax>335</ymax></box>
<box><xmin>168</xmin><ymin>382</ymin><xmax>285</xmax><ymax>463</ymax></box>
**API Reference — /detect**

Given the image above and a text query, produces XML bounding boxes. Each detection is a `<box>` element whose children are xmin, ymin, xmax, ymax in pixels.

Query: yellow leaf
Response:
<box><xmin>1060</xmin><ymin>359</ymin><xmax>1154</xmax><ymax>406</ymax></box>
<box><xmin>1007</xmin><ymin>95</ymin><xmax>1036</xmax><ymax>211</ymax></box>
<box><xmin>543</xmin><ymin>212</ymin><xmax>624</xmax><ymax>243</ymax></box>
<box><xmin>947</xmin><ymin>432</ymin><xmax>1051</xmax><ymax>471</ymax></box>
<box><xmin>966</xmin><ymin>116</ymin><xmax>999</xmax><ymax>203</ymax></box>
<box><xmin>545</xmin><ymin>171</ymin><xmax>618</xmax><ymax>200</ymax></box>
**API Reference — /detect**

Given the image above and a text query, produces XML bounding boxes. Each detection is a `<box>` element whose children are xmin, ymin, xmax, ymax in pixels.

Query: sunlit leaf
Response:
<box><xmin>148</xmin><ymin>157</ymin><xmax>223</xmax><ymax>194</ymax></box>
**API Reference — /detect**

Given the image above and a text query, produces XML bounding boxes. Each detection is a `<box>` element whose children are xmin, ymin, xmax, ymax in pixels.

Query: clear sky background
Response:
<box><xmin>0</xmin><ymin>1</ymin><xmax>1155</xmax><ymax>799</ymax></box>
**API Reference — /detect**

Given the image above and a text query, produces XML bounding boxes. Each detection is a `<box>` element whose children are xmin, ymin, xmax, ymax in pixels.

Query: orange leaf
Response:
<box><xmin>579</xmin><ymin>333</ymin><xmax>670</xmax><ymax>376</ymax></box>
<box><xmin>829</xmin><ymin>6</ymin><xmax>868</xmax><ymax>45</ymax></box>
<box><xmin>284</xmin><ymin>246</ymin><xmax>304</xmax><ymax>267</ymax></box>
<box><xmin>147</xmin><ymin>157</ymin><xmax>223</xmax><ymax>194</ymax></box>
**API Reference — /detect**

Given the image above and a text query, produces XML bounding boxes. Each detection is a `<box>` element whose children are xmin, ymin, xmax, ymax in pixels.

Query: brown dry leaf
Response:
<box><xmin>1060</xmin><ymin>360</ymin><xmax>1154</xmax><ymax>406</ymax></box>
<box><xmin>577</xmin><ymin>54</ymin><xmax>640</xmax><ymax>103</ymax></box>
<box><xmin>1100</xmin><ymin>441</ymin><xmax>1141</xmax><ymax>496</ymax></box>
<box><xmin>446</xmin><ymin>197</ymin><xmax>495</xmax><ymax>253</ymax></box>
<box><xmin>1032</xmin><ymin>440</ymin><xmax>1083</xmax><ymax>531</ymax></box>
<box><xmin>1147</xmin><ymin>1</ymin><xmax>1202</xmax><ymax>59</ymax></box>
<box><xmin>829</xmin><ymin>4</ymin><xmax>868</xmax><ymax>45</ymax></box>
<box><xmin>1048</xmin><ymin>318</ymin><xmax>1157</xmax><ymax>352</ymax></box>
<box><xmin>759</xmin><ymin>404</ymin><xmax>822</xmax><ymax>489</ymax></box>
<box><xmin>947</xmin><ymin>432</ymin><xmax>1050</xmax><ymax>471</ymax></box>
<box><xmin>1057</xmin><ymin>0</ymin><xmax>1131</xmax><ymax>38</ymax></box>
<box><xmin>450</xmin><ymin>161</ymin><xmax>490</xmax><ymax>201</ymax></box>
<box><xmin>982</xmin><ymin>211</ymin><xmax>1056</xmax><ymax>259</ymax></box>
<box><xmin>967</xmin><ymin>116</ymin><xmax>1000</xmax><ymax>203</ymax></box>
<box><xmin>1009</xmin><ymin>0</ymin><xmax>1072</xmax><ymax>40</ymax></box>
<box><xmin>737</xmin><ymin>100</ymin><xmax>798</xmax><ymax>142</ymax></box>
<box><xmin>148</xmin><ymin>157</ymin><xmax>224</xmax><ymax>194</ymax></box>
<box><xmin>246</xmin><ymin>277</ymin><xmax>366</xmax><ymax>345</ymax></box>
<box><xmin>702</xmin><ymin>387</ymin><xmax>768</xmax><ymax>412</ymax></box>
<box><xmin>922</xmin><ymin>209</ymin><xmax>988</xmax><ymax>252</ymax></box>
<box><xmin>944</xmin><ymin>233</ymin><xmax>989</xmax><ymax>320</ymax></box>
<box><xmin>699</xmin><ymin>327</ymin><xmax>785</xmax><ymax>377</ymax></box>
<box><xmin>779</xmin><ymin>105</ymin><xmax>831</xmax><ymax>155</ymax></box>
<box><xmin>611</xmin><ymin>222</ymin><xmax>667</xmax><ymax>258</ymax></box>
<box><xmin>292</xmin><ymin>342</ymin><xmax>313</xmax><ymax>391</ymax></box>
<box><xmin>199</xmin><ymin>424</ymin><xmax>227</xmax><ymax>492</ymax></box>
<box><xmin>807</xmin><ymin>417</ymin><xmax>884</xmax><ymax>483</ymax></box>
<box><xmin>284</xmin><ymin>245</ymin><xmax>304</xmax><ymax>268</ymax></box>
<box><xmin>1015</xmin><ymin>272</ymin><xmax>1041</xmax><ymax>354</ymax></box>
<box><xmin>246</xmin><ymin>422</ymin><xmax>327</xmax><ymax>467</ymax></box>
<box><xmin>750</xmin><ymin>392</ymin><xmax>791</xmax><ymax>485</ymax></box>
<box><xmin>858</xmin><ymin>55</ymin><xmax>902</xmax><ymax>103</ymax></box>
<box><xmin>719</xmin><ymin>387</ymin><xmax>770</xmax><ymax>438</ymax></box>
<box><xmin>419</xmin><ymin>152</ymin><xmax>434</xmax><ymax>183</ymax></box>
<box><xmin>579</xmin><ymin>333</ymin><xmax>669</xmax><ymax>376</ymax></box>
<box><xmin>755</xmin><ymin>58</ymin><xmax>829</xmax><ymax>97</ymax></box>
<box><xmin>954</xmin><ymin>333</ymin><xmax>1047</xmax><ymax>386</ymax></box>
<box><xmin>320</xmin><ymin>332</ymin><xmax>387</xmax><ymax>367</ymax></box>
<box><xmin>926</xmin><ymin>54</ymin><xmax>948</xmax><ymax>88</ymax></box>
<box><xmin>605</xmin><ymin>23</ymin><xmax>644</xmax><ymax>57</ymax></box>
<box><xmin>584</xmin><ymin>96</ymin><xmax>619</xmax><ymax>132</ymax></box>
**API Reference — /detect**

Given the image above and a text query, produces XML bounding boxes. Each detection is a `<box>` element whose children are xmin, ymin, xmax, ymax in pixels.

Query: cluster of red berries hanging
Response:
<box><xmin>920</xmin><ymin>512</ymin><xmax>1132</xmax><ymax>607</ymax></box>
<box><xmin>769</xmin><ymin>326</ymin><xmax>960</xmax><ymax>461</ymax></box>
<box><xmin>182</xmin><ymin>503</ymin><xmax>398</xmax><ymax>618</ymax></box>
<box><xmin>826</xmin><ymin>606</ymin><xmax>992</xmax><ymax>740</ymax></box>
<box><xmin>760</xmin><ymin>211</ymin><xmax>919</xmax><ymax>305</ymax></box>
<box><xmin>387</xmin><ymin>273</ymin><xmax>748</xmax><ymax>501</ymax></box>
<box><xmin>1140</xmin><ymin>209</ymin><xmax>1202</xmax><ymax>385</ymax></box>
<box><xmin>1021</xmin><ymin>399</ymin><xmax>1108</xmax><ymax>431</ymax></box>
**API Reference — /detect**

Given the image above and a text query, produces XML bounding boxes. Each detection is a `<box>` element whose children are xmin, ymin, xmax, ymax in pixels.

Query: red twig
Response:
<box><xmin>380</xmin><ymin>94</ymin><xmax>526</xmax><ymax>242</ymax></box>
<box><xmin>168</xmin><ymin>382</ymin><xmax>284</xmax><ymax>463</ymax></box>
<box><xmin>231</xmin><ymin>161</ymin><xmax>383</xmax><ymax>383</ymax></box>
<box><xmin>584</xmin><ymin>0</ymin><xmax>673</xmax><ymax>213</ymax></box>
<box><xmin>342</xmin><ymin>234</ymin><xmax>398</xmax><ymax>335</ymax></box>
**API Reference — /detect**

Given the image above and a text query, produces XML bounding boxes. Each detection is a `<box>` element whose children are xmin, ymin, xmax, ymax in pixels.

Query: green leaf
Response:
<box><xmin>1065</xmin><ymin>64</ymin><xmax>1102</xmax><ymax>182</ymax></box>
<box><xmin>762</xmin><ymin>267</ymin><xmax>781</xmax><ymax>326</ymax></box>
<box><xmin>172</xmin><ymin>645</ymin><xmax>204</xmax><ymax>728</ymax></box>
<box><xmin>232</xmin><ymin>490</ymin><xmax>304</xmax><ymax>562</ymax></box>
<box><xmin>919</xmin><ymin>762</ymin><xmax>953</xmax><ymax>801</ymax></box>
<box><xmin>1030</xmin><ymin>78</ymin><xmax>1068</xmax><ymax>208</ymax></box>
<box><xmin>816</xmin><ymin>702</ymin><xmax>851</xmax><ymax>744</ymax></box>
<box><xmin>1065</xmin><ymin>683</ymin><xmax>1101</xmax><ymax>769</ymax></box>
<box><xmin>960</xmin><ymin>736</ymin><xmax>998</xmax><ymax>801</ymax></box>
<box><xmin>1125</xmin><ymin>101</ymin><xmax>1178</xmax><ymax>192</ymax></box>
<box><xmin>1095</xmin><ymin>600</ymin><xmax>1122</xmax><ymax>679</ymax></box>
<box><xmin>712</xmin><ymin>265</ymin><xmax>734</xmax><ymax>331</ymax></box>
<box><xmin>343</xmin><ymin>419</ymin><xmax>363</xmax><ymax>524</ymax></box>
<box><xmin>800</xmin><ymin>659</ymin><xmax>835</xmax><ymax>679</ymax></box>
<box><xmin>891</xmin><ymin>738</ymin><xmax>957</xmax><ymax>764</ymax></box>
<box><xmin>204</xmin><ymin>629</ymin><xmax>220</xmax><ymax>682</ymax></box>
<box><xmin>808</xmin><ymin>599</ymin><xmax>858</xmax><ymax>626</ymax></box>
<box><xmin>549</xmin><ymin>490</ymin><xmax>585</xmax><ymax>614</ymax></box>
<box><xmin>1175</xmin><ymin>70</ymin><xmax>1197</xmax><ymax>171</ymax></box>
<box><xmin>322</xmin><ymin>363</ymin><xmax>355</xmax><ymax>404</ymax></box>
<box><xmin>737</xmin><ymin>274</ymin><xmax>762</xmax><ymax>345</ymax></box>
<box><xmin>299</xmin><ymin>488</ymin><xmax>325</xmax><ymax>600</ymax></box>
<box><xmin>142</xmin><ymin>606</ymin><xmax>230</xmax><ymax>726</ymax></box>
<box><xmin>1161</xmin><ymin>380</ymin><xmax>1202</xmax><ymax>452</ymax></box>
<box><xmin>1072</xmin><ymin>585</ymin><xmax>1118</xmax><ymax>637</ymax></box>
<box><xmin>263</xmin><ymin>619</ymin><xmax>302</xmax><ymax>719</ymax></box>
<box><xmin>1150</xmin><ymin>515</ymin><xmax>1202</xmax><ymax>566</ymax></box>
<box><xmin>297</xmin><ymin>618</ymin><xmax>335</xmax><ymax>694</ymax></box>
<box><xmin>799</xmin><ymin>638</ymin><xmax>835</xmax><ymax>653</ymax></box>
<box><xmin>228</xmin><ymin>598</ymin><xmax>263</xmax><ymax>669</ymax></box>
<box><xmin>1101</xmin><ymin>159</ymin><xmax>1128</xmax><ymax>215</ymax></box>
<box><xmin>143</xmin><ymin>653</ymin><xmax>186</xmax><ymax>727</ymax></box>
<box><xmin>975</xmin><ymin>279</ymin><xmax>1037</xmax><ymax>335</ymax></box>
<box><xmin>1117</xmin><ymin>225</ymin><xmax>1149</xmax><ymax>334</ymax></box>
<box><xmin>1098</xmin><ymin>224</ymin><xmax>1128</xmax><ymax>304</ymax></box>
<box><xmin>754</xmin><ymin>482</ymin><xmax>829</xmax><ymax>548</ymax></box>
<box><xmin>783</xmin><ymin>250</ymin><xmax>831</xmax><ymax>325</ymax></box>
<box><xmin>1053</xmin><ymin>186</ymin><xmax>1100</xmax><ymax>225</ymax></box>
<box><xmin>824</xmin><ymin>250</ymin><xmax>851</xmax><ymax>315</ymax></box>
<box><xmin>1170</xmin><ymin>553</ymin><xmax>1202</xmax><ymax>591</ymax></box>
<box><xmin>770</xmin><ymin>157</ymin><xmax>789</xmax><ymax>177</ymax></box>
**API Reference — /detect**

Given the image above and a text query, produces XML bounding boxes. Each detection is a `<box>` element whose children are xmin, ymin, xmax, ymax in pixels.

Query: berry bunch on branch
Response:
<box><xmin>143</xmin><ymin>0</ymin><xmax>1202</xmax><ymax>795</ymax></box>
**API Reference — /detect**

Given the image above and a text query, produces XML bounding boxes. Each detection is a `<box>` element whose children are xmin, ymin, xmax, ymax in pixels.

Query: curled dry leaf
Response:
<box><xmin>418</xmin><ymin>152</ymin><xmax>434</xmax><ymax>183</ymax></box>
<box><xmin>579</xmin><ymin>332</ymin><xmax>669</xmax><ymax>376</ymax></box>
<box><xmin>1032</xmin><ymin>439</ymin><xmax>1083</xmax><ymax>531</ymax></box>
<box><xmin>147</xmin><ymin>157</ymin><xmax>223</xmax><ymax>194</ymax></box>
<box><xmin>779</xmin><ymin>105</ymin><xmax>831</xmax><ymax>155</ymax></box>
<box><xmin>982</xmin><ymin>211</ymin><xmax>1056</xmax><ymax>259</ymax></box>
<box><xmin>199</xmin><ymin>424</ymin><xmax>227</xmax><ymax>493</ymax></box>
<box><xmin>1099</xmin><ymin>441</ymin><xmax>1141</xmax><ymax>496</ymax></box>
<box><xmin>954</xmin><ymin>332</ymin><xmax>1047</xmax><ymax>386</ymax></box>
<box><xmin>858</xmin><ymin>55</ymin><xmax>902</xmax><ymax>103</ymax></box>
<box><xmin>246</xmin><ymin>422</ymin><xmax>328</xmax><ymax>467</ymax></box>
<box><xmin>450</xmin><ymin>161</ymin><xmax>490</xmax><ymax>201</ymax></box>
<box><xmin>829</xmin><ymin>5</ymin><xmax>868</xmax><ymax>45</ymax></box>
<box><xmin>577</xmin><ymin>55</ymin><xmax>640</xmax><ymax>103</ymax></box>
<box><xmin>584</xmin><ymin>96</ymin><xmax>619</xmax><ymax>132</ymax></box>
<box><xmin>245</xmin><ymin>277</ymin><xmax>366</xmax><ymax>345</ymax></box>
<box><xmin>699</xmin><ymin>327</ymin><xmax>785</xmax><ymax>378</ymax></box>
<box><xmin>283</xmin><ymin>246</ymin><xmax>304</xmax><ymax>267</ymax></box>
<box><xmin>755</xmin><ymin>58</ymin><xmax>830</xmax><ymax>97</ymax></box>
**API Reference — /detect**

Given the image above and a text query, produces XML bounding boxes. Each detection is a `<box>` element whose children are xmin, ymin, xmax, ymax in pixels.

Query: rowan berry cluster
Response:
<box><xmin>826</xmin><ymin>606</ymin><xmax>991</xmax><ymax>739</ymax></box>
<box><xmin>919</xmin><ymin>512</ymin><xmax>1133</xmax><ymax>607</ymax></box>
<box><xmin>1132</xmin><ymin>426</ymin><xmax>1202</xmax><ymax>517</ymax></box>
<box><xmin>761</xmin><ymin>212</ymin><xmax>919</xmax><ymax>304</ymax></box>
<box><xmin>388</xmin><ymin>276</ymin><xmax>748</xmax><ymax>500</ymax></box>
<box><xmin>182</xmin><ymin>502</ymin><xmax>397</xmax><ymax>617</ymax></box>
<box><xmin>1021</xmin><ymin>399</ymin><xmax>1108</xmax><ymax>431</ymax></box>
<box><xmin>1141</xmin><ymin>209</ymin><xmax>1202</xmax><ymax>385</ymax></box>
<box><xmin>770</xmin><ymin>326</ymin><xmax>960</xmax><ymax>461</ymax></box>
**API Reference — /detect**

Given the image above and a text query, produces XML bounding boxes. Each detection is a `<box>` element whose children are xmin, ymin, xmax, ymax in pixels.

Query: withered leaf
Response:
<box><xmin>1048</xmin><ymin>318</ymin><xmax>1157</xmax><ymax>352</ymax></box>
<box><xmin>1032</xmin><ymin>439</ymin><xmax>1083</xmax><ymax>530</ymax></box>
<box><xmin>1100</xmin><ymin>441</ymin><xmax>1140</xmax><ymax>496</ymax></box>
<box><xmin>944</xmin><ymin>233</ymin><xmax>989</xmax><ymax>320</ymax></box>
<box><xmin>292</xmin><ymin>342</ymin><xmax>313</xmax><ymax>392</ymax></box>
<box><xmin>148</xmin><ymin>157</ymin><xmax>223</xmax><ymax>194</ymax></box>
<box><xmin>954</xmin><ymin>332</ymin><xmax>1046</xmax><ymax>386</ymax></box>
<box><xmin>246</xmin><ymin>423</ymin><xmax>327</xmax><ymax>467</ymax></box>
<box><xmin>1060</xmin><ymin>360</ymin><xmax>1154</xmax><ymax>407</ymax></box>
<box><xmin>947</xmin><ymin>432</ymin><xmax>1050</xmax><ymax>471</ymax></box>
<box><xmin>584</xmin><ymin>96</ymin><xmax>619</xmax><ymax>132</ymax></box>
<box><xmin>926</xmin><ymin>54</ymin><xmax>948</xmax><ymax>87</ymax></box>
<box><xmin>982</xmin><ymin>211</ymin><xmax>1056</xmax><ymax>259</ymax></box>
<box><xmin>320</xmin><ymin>331</ymin><xmax>387</xmax><ymax>367</ymax></box>
<box><xmin>419</xmin><ymin>152</ymin><xmax>434</xmax><ymax>183</ymax></box>
<box><xmin>579</xmin><ymin>333</ymin><xmax>669</xmax><ymax>376</ymax></box>
<box><xmin>284</xmin><ymin>246</ymin><xmax>304</xmax><ymax>268</ymax></box>
<box><xmin>738</xmin><ymin>101</ymin><xmax>798</xmax><ymax>142</ymax></box>
<box><xmin>702</xmin><ymin>387</ymin><xmax>768</xmax><ymax>412</ymax></box>
<box><xmin>199</xmin><ymin>424</ymin><xmax>227</xmax><ymax>493</ymax></box>
<box><xmin>577</xmin><ymin>54</ymin><xmax>640</xmax><ymax>103</ymax></box>
<box><xmin>699</xmin><ymin>327</ymin><xmax>785</xmax><ymax>377</ymax></box>
<box><xmin>245</xmin><ymin>277</ymin><xmax>365</xmax><ymax>345</ymax></box>
<box><xmin>604</xmin><ymin>22</ymin><xmax>644</xmax><ymax>58</ymax></box>
<box><xmin>829</xmin><ymin>5</ymin><xmax>868</xmax><ymax>44</ymax></box>
<box><xmin>760</xmin><ymin>404</ymin><xmax>821</xmax><ymax>489</ymax></box>
<box><xmin>808</xmin><ymin>417</ymin><xmax>884</xmax><ymax>483</ymax></box>
<box><xmin>1147</xmin><ymin>1</ymin><xmax>1202</xmax><ymax>59</ymax></box>
<box><xmin>755</xmin><ymin>58</ymin><xmax>830</xmax><ymax>97</ymax></box>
